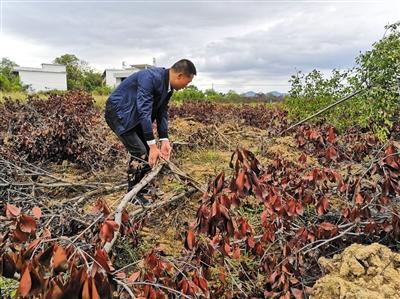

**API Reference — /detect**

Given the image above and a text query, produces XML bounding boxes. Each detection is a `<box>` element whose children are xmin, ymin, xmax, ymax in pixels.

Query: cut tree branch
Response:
<box><xmin>103</xmin><ymin>164</ymin><xmax>164</xmax><ymax>253</ymax></box>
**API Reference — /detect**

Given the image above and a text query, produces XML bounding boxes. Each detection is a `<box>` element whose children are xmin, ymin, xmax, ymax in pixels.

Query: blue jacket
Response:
<box><xmin>104</xmin><ymin>67</ymin><xmax>172</xmax><ymax>141</ymax></box>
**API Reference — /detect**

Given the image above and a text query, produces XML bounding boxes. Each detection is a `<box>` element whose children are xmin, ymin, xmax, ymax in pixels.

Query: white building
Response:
<box><xmin>102</xmin><ymin>63</ymin><xmax>154</xmax><ymax>88</ymax></box>
<box><xmin>13</xmin><ymin>63</ymin><xmax>67</xmax><ymax>92</ymax></box>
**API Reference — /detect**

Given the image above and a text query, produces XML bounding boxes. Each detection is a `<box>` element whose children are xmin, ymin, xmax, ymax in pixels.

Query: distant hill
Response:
<box><xmin>241</xmin><ymin>91</ymin><xmax>258</xmax><ymax>98</ymax></box>
<box><xmin>240</xmin><ymin>90</ymin><xmax>286</xmax><ymax>102</ymax></box>
<box><xmin>267</xmin><ymin>91</ymin><xmax>285</xmax><ymax>97</ymax></box>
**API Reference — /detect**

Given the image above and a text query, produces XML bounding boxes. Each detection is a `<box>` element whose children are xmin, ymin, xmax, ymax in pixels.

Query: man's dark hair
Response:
<box><xmin>171</xmin><ymin>59</ymin><xmax>197</xmax><ymax>76</ymax></box>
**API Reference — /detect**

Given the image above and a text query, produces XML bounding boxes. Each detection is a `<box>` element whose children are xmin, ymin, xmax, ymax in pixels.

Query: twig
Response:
<box><xmin>273</xmin><ymin>224</ymin><xmax>358</xmax><ymax>271</ymax></box>
<box><xmin>163</xmin><ymin>158</ymin><xmax>206</xmax><ymax>193</ymax></box>
<box><xmin>352</xmin><ymin>141</ymin><xmax>388</xmax><ymax>204</ymax></box>
<box><xmin>63</xmin><ymin>183</ymin><xmax>127</xmax><ymax>205</ymax></box>
<box><xmin>224</xmin><ymin>259</ymin><xmax>247</xmax><ymax>297</ymax></box>
<box><xmin>213</xmin><ymin>124</ymin><xmax>232</xmax><ymax>149</ymax></box>
<box><xmin>70</xmin><ymin>214</ymin><xmax>104</xmax><ymax>244</ymax></box>
<box><xmin>2</xmin><ymin>181</ymin><xmax>112</xmax><ymax>188</ymax></box>
<box><xmin>112</xmin><ymin>260</ymin><xmax>143</xmax><ymax>274</ymax></box>
<box><xmin>114</xmin><ymin>279</ymin><xmax>136</xmax><ymax>298</ymax></box>
<box><xmin>302</xmin><ymin>224</ymin><xmax>357</xmax><ymax>255</ymax></box>
<box><xmin>7</xmin><ymin>157</ymin><xmax>97</xmax><ymax>190</ymax></box>
<box><xmin>166</xmin><ymin>256</ymin><xmax>199</xmax><ymax>273</ymax></box>
<box><xmin>131</xmin><ymin>188</ymin><xmax>197</xmax><ymax>219</ymax></box>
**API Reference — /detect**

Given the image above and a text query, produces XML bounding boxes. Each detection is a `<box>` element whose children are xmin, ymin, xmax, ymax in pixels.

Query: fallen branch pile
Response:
<box><xmin>0</xmin><ymin>159</ymin><xmax>203</xmax><ymax>298</ymax></box>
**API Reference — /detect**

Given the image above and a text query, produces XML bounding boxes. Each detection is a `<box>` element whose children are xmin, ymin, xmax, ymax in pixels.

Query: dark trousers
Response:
<box><xmin>119</xmin><ymin>126</ymin><xmax>151</xmax><ymax>192</ymax></box>
<box><xmin>105</xmin><ymin>113</ymin><xmax>151</xmax><ymax>191</ymax></box>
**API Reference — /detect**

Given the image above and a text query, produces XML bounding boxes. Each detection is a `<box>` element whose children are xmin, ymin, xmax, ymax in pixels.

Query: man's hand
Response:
<box><xmin>160</xmin><ymin>140</ymin><xmax>172</xmax><ymax>161</ymax></box>
<box><xmin>148</xmin><ymin>144</ymin><xmax>160</xmax><ymax>168</ymax></box>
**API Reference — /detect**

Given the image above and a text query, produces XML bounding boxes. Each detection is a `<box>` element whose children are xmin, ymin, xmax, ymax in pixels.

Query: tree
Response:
<box><xmin>204</xmin><ymin>88</ymin><xmax>223</xmax><ymax>101</ymax></box>
<box><xmin>285</xmin><ymin>22</ymin><xmax>400</xmax><ymax>140</ymax></box>
<box><xmin>0</xmin><ymin>58</ymin><xmax>24</xmax><ymax>92</ymax></box>
<box><xmin>83</xmin><ymin>69</ymin><xmax>103</xmax><ymax>93</ymax></box>
<box><xmin>54</xmin><ymin>54</ymin><xmax>105</xmax><ymax>93</ymax></box>
<box><xmin>0</xmin><ymin>58</ymin><xmax>17</xmax><ymax>73</ymax></box>
<box><xmin>54</xmin><ymin>54</ymin><xmax>86</xmax><ymax>90</ymax></box>
<box><xmin>354</xmin><ymin>22</ymin><xmax>400</xmax><ymax>139</ymax></box>
<box><xmin>223</xmin><ymin>90</ymin><xmax>241</xmax><ymax>102</ymax></box>
<box><xmin>171</xmin><ymin>85</ymin><xmax>205</xmax><ymax>103</ymax></box>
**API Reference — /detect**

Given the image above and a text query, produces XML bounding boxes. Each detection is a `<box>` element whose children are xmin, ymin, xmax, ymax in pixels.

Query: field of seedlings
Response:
<box><xmin>1</xmin><ymin>91</ymin><xmax>400</xmax><ymax>298</ymax></box>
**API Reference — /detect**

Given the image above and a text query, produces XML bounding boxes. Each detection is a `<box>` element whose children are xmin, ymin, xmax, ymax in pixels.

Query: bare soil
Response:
<box><xmin>312</xmin><ymin>243</ymin><xmax>400</xmax><ymax>299</ymax></box>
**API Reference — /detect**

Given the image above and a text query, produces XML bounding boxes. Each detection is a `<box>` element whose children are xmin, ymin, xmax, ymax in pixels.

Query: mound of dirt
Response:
<box><xmin>312</xmin><ymin>243</ymin><xmax>400</xmax><ymax>299</ymax></box>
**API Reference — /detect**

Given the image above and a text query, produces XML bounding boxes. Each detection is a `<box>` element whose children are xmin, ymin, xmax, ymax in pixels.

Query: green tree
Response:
<box><xmin>285</xmin><ymin>22</ymin><xmax>400</xmax><ymax>140</ymax></box>
<box><xmin>224</xmin><ymin>90</ymin><xmax>241</xmax><ymax>102</ymax></box>
<box><xmin>0</xmin><ymin>58</ymin><xmax>24</xmax><ymax>92</ymax></box>
<box><xmin>171</xmin><ymin>85</ymin><xmax>205</xmax><ymax>103</ymax></box>
<box><xmin>204</xmin><ymin>88</ymin><xmax>224</xmax><ymax>101</ymax></box>
<box><xmin>83</xmin><ymin>69</ymin><xmax>103</xmax><ymax>92</ymax></box>
<box><xmin>54</xmin><ymin>54</ymin><xmax>104</xmax><ymax>92</ymax></box>
<box><xmin>54</xmin><ymin>54</ymin><xmax>85</xmax><ymax>90</ymax></box>
<box><xmin>353</xmin><ymin>22</ymin><xmax>400</xmax><ymax>139</ymax></box>
<box><xmin>286</xmin><ymin>69</ymin><xmax>351</xmax><ymax>127</ymax></box>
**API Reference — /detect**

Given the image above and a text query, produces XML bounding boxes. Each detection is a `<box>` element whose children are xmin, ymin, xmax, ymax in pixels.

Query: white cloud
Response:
<box><xmin>0</xmin><ymin>33</ymin><xmax>62</xmax><ymax>66</ymax></box>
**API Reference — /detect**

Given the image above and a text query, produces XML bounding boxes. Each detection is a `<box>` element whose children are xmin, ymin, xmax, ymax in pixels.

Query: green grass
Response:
<box><xmin>237</xmin><ymin>205</ymin><xmax>263</xmax><ymax>233</ymax></box>
<box><xmin>192</xmin><ymin>150</ymin><xmax>224</xmax><ymax>164</ymax></box>
<box><xmin>93</xmin><ymin>94</ymin><xmax>108</xmax><ymax>110</ymax></box>
<box><xmin>189</xmin><ymin>149</ymin><xmax>233</xmax><ymax>175</ymax></box>
<box><xmin>0</xmin><ymin>91</ymin><xmax>29</xmax><ymax>102</ymax></box>
<box><xmin>0</xmin><ymin>276</ymin><xmax>18</xmax><ymax>298</ymax></box>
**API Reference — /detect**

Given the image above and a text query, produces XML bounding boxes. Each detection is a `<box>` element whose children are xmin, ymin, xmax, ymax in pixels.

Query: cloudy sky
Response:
<box><xmin>0</xmin><ymin>0</ymin><xmax>399</xmax><ymax>93</ymax></box>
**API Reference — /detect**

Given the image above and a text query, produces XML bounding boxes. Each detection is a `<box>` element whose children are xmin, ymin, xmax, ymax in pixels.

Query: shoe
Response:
<box><xmin>133</xmin><ymin>193</ymin><xmax>151</xmax><ymax>207</ymax></box>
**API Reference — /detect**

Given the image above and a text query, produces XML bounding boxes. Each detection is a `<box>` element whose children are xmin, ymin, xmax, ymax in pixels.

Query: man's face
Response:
<box><xmin>172</xmin><ymin>73</ymin><xmax>194</xmax><ymax>90</ymax></box>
